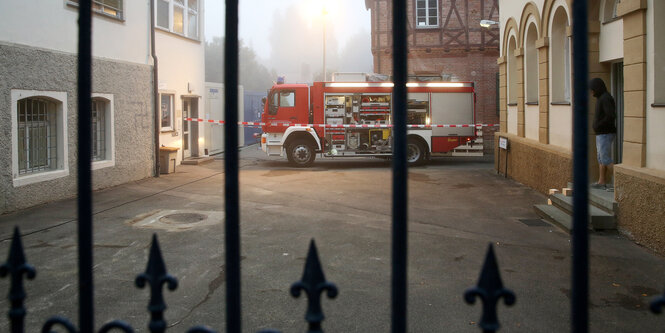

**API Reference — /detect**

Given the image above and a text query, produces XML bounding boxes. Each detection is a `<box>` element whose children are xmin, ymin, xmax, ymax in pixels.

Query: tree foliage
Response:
<box><xmin>205</xmin><ymin>36</ymin><xmax>275</xmax><ymax>91</ymax></box>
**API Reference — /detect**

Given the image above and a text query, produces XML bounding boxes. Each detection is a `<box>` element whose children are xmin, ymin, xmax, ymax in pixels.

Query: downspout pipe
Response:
<box><xmin>150</xmin><ymin>0</ymin><xmax>160</xmax><ymax>177</ymax></box>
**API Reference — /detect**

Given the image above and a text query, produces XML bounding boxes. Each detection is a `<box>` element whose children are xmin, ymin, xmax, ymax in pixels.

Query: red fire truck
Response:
<box><xmin>260</xmin><ymin>81</ymin><xmax>477</xmax><ymax>166</ymax></box>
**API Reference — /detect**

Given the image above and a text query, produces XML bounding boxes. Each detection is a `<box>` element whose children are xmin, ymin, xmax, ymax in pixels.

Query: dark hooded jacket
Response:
<box><xmin>590</xmin><ymin>78</ymin><xmax>617</xmax><ymax>135</ymax></box>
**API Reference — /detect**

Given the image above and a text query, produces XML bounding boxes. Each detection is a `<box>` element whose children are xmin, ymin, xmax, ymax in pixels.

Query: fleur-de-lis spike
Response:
<box><xmin>290</xmin><ymin>239</ymin><xmax>338</xmax><ymax>333</ymax></box>
<box><xmin>135</xmin><ymin>234</ymin><xmax>178</xmax><ymax>333</ymax></box>
<box><xmin>650</xmin><ymin>290</ymin><xmax>665</xmax><ymax>314</ymax></box>
<box><xmin>464</xmin><ymin>244</ymin><xmax>516</xmax><ymax>333</ymax></box>
<box><xmin>0</xmin><ymin>227</ymin><xmax>36</xmax><ymax>333</ymax></box>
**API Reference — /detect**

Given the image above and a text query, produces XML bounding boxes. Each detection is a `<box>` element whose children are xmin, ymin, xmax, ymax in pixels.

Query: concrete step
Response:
<box><xmin>549</xmin><ymin>193</ymin><xmax>616</xmax><ymax>230</ymax></box>
<box><xmin>567</xmin><ymin>182</ymin><xmax>617</xmax><ymax>214</ymax></box>
<box><xmin>181</xmin><ymin>156</ymin><xmax>215</xmax><ymax>165</ymax></box>
<box><xmin>534</xmin><ymin>204</ymin><xmax>572</xmax><ymax>232</ymax></box>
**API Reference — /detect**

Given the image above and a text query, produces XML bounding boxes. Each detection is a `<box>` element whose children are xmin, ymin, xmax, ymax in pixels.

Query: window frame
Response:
<box><xmin>67</xmin><ymin>0</ymin><xmax>124</xmax><ymax>21</ymax></box>
<box><xmin>91</xmin><ymin>93</ymin><xmax>116</xmax><ymax>170</ymax></box>
<box><xmin>11</xmin><ymin>90</ymin><xmax>69</xmax><ymax>187</ymax></box>
<box><xmin>155</xmin><ymin>0</ymin><xmax>200</xmax><ymax>40</ymax></box>
<box><xmin>415</xmin><ymin>0</ymin><xmax>440</xmax><ymax>28</ymax></box>
<box><xmin>160</xmin><ymin>93</ymin><xmax>175</xmax><ymax>132</ymax></box>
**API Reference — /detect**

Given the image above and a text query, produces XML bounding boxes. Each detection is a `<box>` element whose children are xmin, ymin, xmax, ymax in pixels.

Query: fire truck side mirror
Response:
<box><xmin>261</xmin><ymin>97</ymin><xmax>267</xmax><ymax>106</ymax></box>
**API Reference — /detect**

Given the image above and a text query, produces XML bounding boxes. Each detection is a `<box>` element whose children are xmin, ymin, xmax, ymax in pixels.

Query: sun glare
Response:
<box><xmin>301</xmin><ymin>0</ymin><xmax>339</xmax><ymax>22</ymax></box>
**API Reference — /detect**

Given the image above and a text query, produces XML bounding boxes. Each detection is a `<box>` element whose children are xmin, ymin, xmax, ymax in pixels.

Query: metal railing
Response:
<box><xmin>3</xmin><ymin>1</ymin><xmax>665</xmax><ymax>332</ymax></box>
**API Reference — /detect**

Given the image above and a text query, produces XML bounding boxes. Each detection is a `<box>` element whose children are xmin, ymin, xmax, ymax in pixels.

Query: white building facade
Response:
<box><xmin>155</xmin><ymin>0</ymin><xmax>207</xmax><ymax>164</ymax></box>
<box><xmin>0</xmin><ymin>0</ymin><xmax>207</xmax><ymax>214</ymax></box>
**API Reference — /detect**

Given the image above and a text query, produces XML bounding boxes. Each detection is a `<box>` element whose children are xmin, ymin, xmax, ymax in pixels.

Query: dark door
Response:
<box><xmin>612</xmin><ymin>62</ymin><xmax>624</xmax><ymax>164</ymax></box>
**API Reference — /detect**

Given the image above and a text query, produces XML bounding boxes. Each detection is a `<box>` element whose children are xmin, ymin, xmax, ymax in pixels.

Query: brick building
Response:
<box><xmin>365</xmin><ymin>0</ymin><xmax>501</xmax><ymax>150</ymax></box>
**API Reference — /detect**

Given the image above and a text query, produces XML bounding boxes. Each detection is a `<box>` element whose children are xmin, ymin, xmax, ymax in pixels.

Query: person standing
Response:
<box><xmin>590</xmin><ymin>78</ymin><xmax>617</xmax><ymax>189</ymax></box>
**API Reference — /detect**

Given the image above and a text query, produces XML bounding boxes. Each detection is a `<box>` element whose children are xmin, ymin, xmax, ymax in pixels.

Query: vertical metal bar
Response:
<box><xmin>224</xmin><ymin>0</ymin><xmax>241</xmax><ymax>332</ymax></box>
<box><xmin>150</xmin><ymin>0</ymin><xmax>161</xmax><ymax>177</ymax></box>
<box><xmin>571</xmin><ymin>1</ymin><xmax>589</xmax><ymax>332</ymax></box>
<box><xmin>391</xmin><ymin>0</ymin><xmax>408</xmax><ymax>332</ymax></box>
<box><xmin>77</xmin><ymin>0</ymin><xmax>94</xmax><ymax>332</ymax></box>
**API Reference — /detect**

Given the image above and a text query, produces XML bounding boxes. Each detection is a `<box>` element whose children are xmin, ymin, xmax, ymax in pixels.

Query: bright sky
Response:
<box><xmin>204</xmin><ymin>0</ymin><xmax>372</xmax><ymax>59</ymax></box>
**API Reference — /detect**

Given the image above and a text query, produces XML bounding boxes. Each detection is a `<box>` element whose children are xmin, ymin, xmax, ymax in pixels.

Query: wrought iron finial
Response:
<box><xmin>464</xmin><ymin>244</ymin><xmax>516</xmax><ymax>332</ymax></box>
<box><xmin>650</xmin><ymin>289</ymin><xmax>665</xmax><ymax>315</ymax></box>
<box><xmin>290</xmin><ymin>239</ymin><xmax>338</xmax><ymax>333</ymax></box>
<box><xmin>135</xmin><ymin>234</ymin><xmax>178</xmax><ymax>333</ymax></box>
<box><xmin>0</xmin><ymin>227</ymin><xmax>37</xmax><ymax>333</ymax></box>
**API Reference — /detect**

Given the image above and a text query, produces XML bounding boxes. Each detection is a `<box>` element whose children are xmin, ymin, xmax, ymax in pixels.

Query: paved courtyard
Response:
<box><xmin>1</xmin><ymin>146</ymin><xmax>664</xmax><ymax>332</ymax></box>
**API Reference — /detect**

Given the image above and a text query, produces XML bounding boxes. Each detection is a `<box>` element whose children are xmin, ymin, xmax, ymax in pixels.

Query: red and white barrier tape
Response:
<box><xmin>184</xmin><ymin>118</ymin><xmax>498</xmax><ymax>129</ymax></box>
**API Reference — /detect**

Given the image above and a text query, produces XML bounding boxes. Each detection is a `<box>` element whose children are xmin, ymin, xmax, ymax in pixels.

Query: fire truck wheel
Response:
<box><xmin>406</xmin><ymin>139</ymin><xmax>426</xmax><ymax>165</ymax></box>
<box><xmin>287</xmin><ymin>139</ymin><xmax>316</xmax><ymax>167</ymax></box>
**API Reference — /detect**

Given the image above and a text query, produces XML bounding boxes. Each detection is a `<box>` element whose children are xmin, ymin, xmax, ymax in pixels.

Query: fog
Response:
<box><xmin>205</xmin><ymin>0</ymin><xmax>373</xmax><ymax>83</ymax></box>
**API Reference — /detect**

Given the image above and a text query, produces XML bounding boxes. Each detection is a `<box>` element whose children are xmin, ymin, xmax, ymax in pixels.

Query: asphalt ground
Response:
<box><xmin>0</xmin><ymin>145</ymin><xmax>664</xmax><ymax>332</ymax></box>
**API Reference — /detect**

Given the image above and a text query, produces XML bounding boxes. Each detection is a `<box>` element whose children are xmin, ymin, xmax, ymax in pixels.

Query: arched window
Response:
<box><xmin>525</xmin><ymin>22</ymin><xmax>539</xmax><ymax>104</ymax></box>
<box><xmin>11</xmin><ymin>90</ymin><xmax>69</xmax><ymax>187</ymax></box>
<box><xmin>507</xmin><ymin>36</ymin><xmax>518</xmax><ymax>104</ymax></box>
<box><xmin>550</xmin><ymin>6</ymin><xmax>570</xmax><ymax>103</ymax></box>
<box><xmin>91</xmin><ymin>94</ymin><xmax>114</xmax><ymax>169</ymax></box>
<box><xmin>603</xmin><ymin>0</ymin><xmax>620</xmax><ymax>22</ymax></box>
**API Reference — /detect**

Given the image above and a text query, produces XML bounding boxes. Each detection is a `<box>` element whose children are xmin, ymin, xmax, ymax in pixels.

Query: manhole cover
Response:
<box><xmin>159</xmin><ymin>213</ymin><xmax>207</xmax><ymax>225</ymax></box>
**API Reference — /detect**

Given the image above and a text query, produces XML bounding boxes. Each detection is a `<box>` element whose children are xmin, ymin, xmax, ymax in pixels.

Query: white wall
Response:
<box><xmin>646</xmin><ymin>0</ymin><xmax>665</xmax><ymax>170</ymax></box>
<box><xmin>204</xmin><ymin>83</ymin><xmax>245</xmax><ymax>155</ymax></box>
<box><xmin>525</xmin><ymin>104</ymin><xmax>540</xmax><ymax>140</ymax></box>
<box><xmin>549</xmin><ymin>104</ymin><xmax>572</xmax><ymax>149</ymax></box>
<box><xmin>156</xmin><ymin>1</ymin><xmax>206</xmax><ymax>164</ymax></box>
<box><xmin>599</xmin><ymin>19</ymin><xmax>623</xmax><ymax>62</ymax></box>
<box><xmin>0</xmin><ymin>1</ymin><xmax>151</xmax><ymax>65</ymax></box>
<box><xmin>507</xmin><ymin>105</ymin><xmax>518</xmax><ymax>135</ymax></box>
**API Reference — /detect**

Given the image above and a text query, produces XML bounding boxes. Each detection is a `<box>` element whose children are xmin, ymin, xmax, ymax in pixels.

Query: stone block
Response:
<box><xmin>624</xmin><ymin>63</ymin><xmax>646</xmax><ymax>91</ymax></box>
<box><xmin>617</xmin><ymin>0</ymin><xmax>648</xmax><ymax>17</ymax></box>
<box><xmin>624</xmin><ymin>35</ymin><xmax>646</xmax><ymax>65</ymax></box>
<box><xmin>622</xmin><ymin>141</ymin><xmax>646</xmax><ymax>167</ymax></box>
<box><xmin>623</xmin><ymin>91</ymin><xmax>646</xmax><ymax>117</ymax></box>
<box><xmin>622</xmin><ymin>10</ymin><xmax>646</xmax><ymax>40</ymax></box>
<box><xmin>624</xmin><ymin>116</ymin><xmax>646</xmax><ymax>144</ymax></box>
<box><xmin>562</xmin><ymin>188</ymin><xmax>573</xmax><ymax>196</ymax></box>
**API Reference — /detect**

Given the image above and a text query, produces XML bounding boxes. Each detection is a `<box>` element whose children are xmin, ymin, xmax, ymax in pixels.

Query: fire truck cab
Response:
<box><xmin>261</xmin><ymin>81</ymin><xmax>477</xmax><ymax>167</ymax></box>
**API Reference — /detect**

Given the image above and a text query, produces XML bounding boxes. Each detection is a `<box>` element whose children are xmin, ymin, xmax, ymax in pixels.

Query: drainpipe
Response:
<box><xmin>150</xmin><ymin>0</ymin><xmax>160</xmax><ymax>177</ymax></box>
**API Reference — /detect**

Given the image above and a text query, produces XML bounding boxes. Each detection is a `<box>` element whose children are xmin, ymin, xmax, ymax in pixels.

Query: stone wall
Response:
<box><xmin>494</xmin><ymin>132</ymin><xmax>572</xmax><ymax>194</ymax></box>
<box><xmin>0</xmin><ymin>42</ymin><xmax>154</xmax><ymax>214</ymax></box>
<box><xmin>615</xmin><ymin>165</ymin><xmax>665</xmax><ymax>254</ymax></box>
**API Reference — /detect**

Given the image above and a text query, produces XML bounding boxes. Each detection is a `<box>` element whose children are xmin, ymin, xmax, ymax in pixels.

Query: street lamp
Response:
<box><xmin>480</xmin><ymin>19</ymin><xmax>500</xmax><ymax>28</ymax></box>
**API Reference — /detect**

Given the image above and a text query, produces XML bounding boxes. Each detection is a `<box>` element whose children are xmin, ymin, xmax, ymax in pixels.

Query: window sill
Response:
<box><xmin>602</xmin><ymin>17</ymin><xmax>622</xmax><ymax>25</ymax></box>
<box><xmin>92</xmin><ymin>159</ymin><xmax>115</xmax><ymax>170</ymax></box>
<box><xmin>66</xmin><ymin>2</ymin><xmax>125</xmax><ymax>23</ymax></box>
<box><xmin>415</xmin><ymin>25</ymin><xmax>440</xmax><ymax>30</ymax></box>
<box><xmin>652</xmin><ymin>103</ymin><xmax>665</xmax><ymax>108</ymax></box>
<box><xmin>13</xmin><ymin>169</ymin><xmax>69</xmax><ymax>187</ymax></box>
<box><xmin>526</xmin><ymin>102</ymin><xmax>539</xmax><ymax>105</ymax></box>
<box><xmin>507</xmin><ymin>103</ymin><xmax>518</xmax><ymax>107</ymax></box>
<box><xmin>551</xmin><ymin>101</ymin><xmax>571</xmax><ymax>106</ymax></box>
<box><xmin>154</xmin><ymin>27</ymin><xmax>201</xmax><ymax>43</ymax></box>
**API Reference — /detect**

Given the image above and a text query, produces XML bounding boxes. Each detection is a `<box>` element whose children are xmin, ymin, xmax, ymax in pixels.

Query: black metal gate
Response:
<box><xmin>3</xmin><ymin>1</ymin><xmax>665</xmax><ymax>332</ymax></box>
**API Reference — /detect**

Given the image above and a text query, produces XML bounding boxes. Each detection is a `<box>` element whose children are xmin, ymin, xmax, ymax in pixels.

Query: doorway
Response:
<box><xmin>182</xmin><ymin>97</ymin><xmax>199</xmax><ymax>159</ymax></box>
<box><xmin>612</xmin><ymin>62</ymin><xmax>624</xmax><ymax>164</ymax></box>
